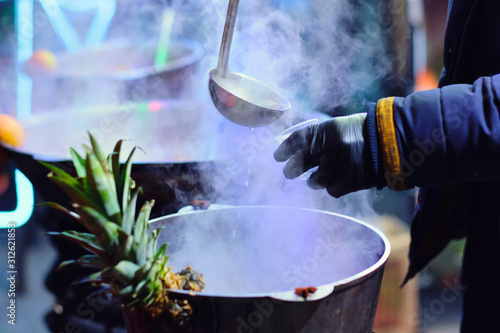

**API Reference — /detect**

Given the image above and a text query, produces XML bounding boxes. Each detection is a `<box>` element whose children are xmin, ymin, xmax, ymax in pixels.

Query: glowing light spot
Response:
<box><xmin>137</xmin><ymin>104</ymin><xmax>149</xmax><ymax>113</ymax></box>
<box><xmin>414</xmin><ymin>68</ymin><xmax>439</xmax><ymax>92</ymax></box>
<box><xmin>149</xmin><ymin>100</ymin><xmax>163</xmax><ymax>112</ymax></box>
<box><xmin>0</xmin><ymin>114</ymin><xmax>25</xmax><ymax>147</ymax></box>
<box><xmin>26</xmin><ymin>49</ymin><xmax>57</xmax><ymax>72</ymax></box>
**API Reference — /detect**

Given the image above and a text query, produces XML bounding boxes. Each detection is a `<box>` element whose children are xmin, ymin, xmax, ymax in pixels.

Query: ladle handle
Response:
<box><xmin>216</xmin><ymin>0</ymin><xmax>240</xmax><ymax>75</ymax></box>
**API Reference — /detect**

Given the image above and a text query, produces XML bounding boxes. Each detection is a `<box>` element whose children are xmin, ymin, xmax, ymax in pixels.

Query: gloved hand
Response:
<box><xmin>274</xmin><ymin>113</ymin><xmax>381</xmax><ymax>198</ymax></box>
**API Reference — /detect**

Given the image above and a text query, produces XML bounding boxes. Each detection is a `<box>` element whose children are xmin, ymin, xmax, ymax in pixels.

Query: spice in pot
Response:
<box><xmin>189</xmin><ymin>200</ymin><xmax>210</xmax><ymax>210</ymax></box>
<box><xmin>295</xmin><ymin>286</ymin><xmax>318</xmax><ymax>299</ymax></box>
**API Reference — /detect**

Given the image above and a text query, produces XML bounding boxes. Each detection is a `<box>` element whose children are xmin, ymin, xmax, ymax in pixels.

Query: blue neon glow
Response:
<box><xmin>14</xmin><ymin>1</ymin><xmax>35</xmax><ymax>224</ymax></box>
<box><xmin>0</xmin><ymin>170</ymin><xmax>34</xmax><ymax>228</ymax></box>
<box><xmin>16</xmin><ymin>0</ymin><xmax>34</xmax><ymax>120</ymax></box>
<box><xmin>17</xmin><ymin>0</ymin><xmax>33</xmax><ymax>63</ymax></box>
<box><xmin>16</xmin><ymin>74</ymin><xmax>33</xmax><ymax>121</ymax></box>
<box><xmin>38</xmin><ymin>0</ymin><xmax>82</xmax><ymax>52</ymax></box>
<box><xmin>57</xmin><ymin>0</ymin><xmax>101</xmax><ymax>12</ymax></box>
<box><xmin>38</xmin><ymin>0</ymin><xmax>116</xmax><ymax>52</ymax></box>
<box><xmin>84</xmin><ymin>1</ymin><xmax>116</xmax><ymax>48</ymax></box>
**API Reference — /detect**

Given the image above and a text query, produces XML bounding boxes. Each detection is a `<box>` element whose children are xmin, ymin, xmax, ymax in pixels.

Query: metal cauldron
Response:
<box><xmin>6</xmin><ymin>99</ymin><xmax>225</xmax><ymax>216</ymax></box>
<box><xmin>141</xmin><ymin>205</ymin><xmax>390</xmax><ymax>333</ymax></box>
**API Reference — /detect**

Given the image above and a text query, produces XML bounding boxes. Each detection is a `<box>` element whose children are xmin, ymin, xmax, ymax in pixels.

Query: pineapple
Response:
<box><xmin>41</xmin><ymin>133</ymin><xmax>205</xmax><ymax>333</ymax></box>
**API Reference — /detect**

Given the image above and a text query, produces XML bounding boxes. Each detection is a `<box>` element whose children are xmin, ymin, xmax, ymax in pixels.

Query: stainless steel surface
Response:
<box><xmin>209</xmin><ymin>70</ymin><xmax>290</xmax><ymax>127</ymax></box>
<box><xmin>209</xmin><ymin>0</ymin><xmax>291</xmax><ymax>127</ymax></box>
<box><xmin>215</xmin><ymin>0</ymin><xmax>239</xmax><ymax>76</ymax></box>
<box><xmin>146</xmin><ymin>205</ymin><xmax>390</xmax><ymax>332</ymax></box>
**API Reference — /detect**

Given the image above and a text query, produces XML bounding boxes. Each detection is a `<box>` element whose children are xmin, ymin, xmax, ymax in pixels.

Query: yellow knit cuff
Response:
<box><xmin>376</xmin><ymin>97</ymin><xmax>406</xmax><ymax>191</ymax></box>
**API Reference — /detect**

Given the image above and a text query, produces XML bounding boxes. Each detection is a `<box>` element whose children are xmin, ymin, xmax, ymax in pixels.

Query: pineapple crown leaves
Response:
<box><xmin>42</xmin><ymin>133</ymin><xmax>171</xmax><ymax>307</ymax></box>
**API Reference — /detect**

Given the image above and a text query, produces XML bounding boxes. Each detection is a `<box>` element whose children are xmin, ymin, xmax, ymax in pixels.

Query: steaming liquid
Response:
<box><xmin>245</xmin><ymin>127</ymin><xmax>256</xmax><ymax>187</ymax></box>
<box><xmin>214</xmin><ymin>73</ymin><xmax>289</xmax><ymax>111</ymax></box>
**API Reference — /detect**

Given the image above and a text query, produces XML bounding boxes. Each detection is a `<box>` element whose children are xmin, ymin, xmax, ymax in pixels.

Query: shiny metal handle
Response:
<box><xmin>216</xmin><ymin>0</ymin><xmax>240</xmax><ymax>76</ymax></box>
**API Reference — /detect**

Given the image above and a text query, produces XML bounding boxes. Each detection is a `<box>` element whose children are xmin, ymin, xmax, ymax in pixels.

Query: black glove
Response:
<box><xmin>274</xmin><ymin>113</ymin><xmax>381</xmax><ymax>198</ymax></box>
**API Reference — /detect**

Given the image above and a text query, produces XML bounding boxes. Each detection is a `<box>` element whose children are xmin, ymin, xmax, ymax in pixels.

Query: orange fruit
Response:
<box><xmin>0</xmin><ymin>114</ymin><xmax>24</xmax><ymax>147</ymax></box>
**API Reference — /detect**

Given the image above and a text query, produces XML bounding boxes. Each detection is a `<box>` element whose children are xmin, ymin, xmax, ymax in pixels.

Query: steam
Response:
<box><xmin>15</xmin><ymin>0</ymin><xmax>403</xmax><ymax>212</ymax></box>
<box><xmin>192</xmin><ymin>0</ymin><xmax>395</xmax><ymax>110</ymax></box>
<box><xmin>15</xmin><ymin>0</ymin><xmax>399</xmax><ymax>218</ymax></box>
<box><xmin>153</xmin><ymin>206</ymin><xmax>386</xmax><ymax>295</ymax></box>
<box><xmin>24</xmin><ymin>0</ymin><xmax>397</xmax><ymax>112</ymax></box>
<box><xmin>18</xmin><ymin>0</ymin><xmax>400</xmax><ymax>293</ymax></box>
<box><xmin>157</xmin><ymin>0</ymin><xmax>394</xmax><ymax>295</ymax></box>
<box><xmin>172</xmin><ymin>0</ymin><xmax>394</xmax><ymax>218</ymax></box>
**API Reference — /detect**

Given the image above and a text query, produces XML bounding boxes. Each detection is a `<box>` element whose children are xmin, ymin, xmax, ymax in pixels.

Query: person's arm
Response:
<box><xmin>274</xmin><ymin>74</ymin><xmax>500</xmax><ymax>198</ymax></box>
<box><xmin>370</xmin><ymin>73</ymin><xmax>500</xmax><ymax>190</ymax></box>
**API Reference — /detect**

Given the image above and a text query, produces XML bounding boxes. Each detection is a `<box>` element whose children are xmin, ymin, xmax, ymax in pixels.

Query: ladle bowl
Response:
<box><xmin>209</xmin><ymin>69</ymin><xmax>291</xmax><ymax>127</ymax></box>
<box><xmin>209</xmin><ymin>0</ymin><xmax>291</xmax><ymax>127</ymax></box>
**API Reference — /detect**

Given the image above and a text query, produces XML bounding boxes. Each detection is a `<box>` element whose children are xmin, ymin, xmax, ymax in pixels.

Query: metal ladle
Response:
<box><xmin>209</xmin><ymin>0</ymin><xmax>291</xmax><ymax>128</ymax></box>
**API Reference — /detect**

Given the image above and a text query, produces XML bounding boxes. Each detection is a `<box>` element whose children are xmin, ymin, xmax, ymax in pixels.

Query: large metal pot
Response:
<box><xmin>7</xmin><ymin>99</ymin><xmax>225</xmax><ymax>216</ymax></box>
<box><xmin>140</xmin><ymin>205</ymin><xmax>390</xmax><ymax>333</ymax></box>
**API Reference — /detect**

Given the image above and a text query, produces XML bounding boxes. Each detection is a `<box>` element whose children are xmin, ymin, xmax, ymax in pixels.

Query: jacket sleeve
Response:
<box><xmin>367</xmin><ymin>73</ymin><xmax>500</xmax><ymax>190</ymax></box>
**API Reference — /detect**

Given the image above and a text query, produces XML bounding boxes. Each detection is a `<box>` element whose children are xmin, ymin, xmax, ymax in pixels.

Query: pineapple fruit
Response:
<box><xmin>41</xmin><ymin>133</ymin><xmax>205</xmax><ymax>332</ymax></box>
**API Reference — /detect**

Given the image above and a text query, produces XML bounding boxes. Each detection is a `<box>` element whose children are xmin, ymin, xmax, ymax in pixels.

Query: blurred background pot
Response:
<box><xmin>4</xmin><ymin>99</ymin><xmax>222</xmax><ymax>214</ymax></box>
<box><xmin>23</xmin><ymin>39</ymin><xmax>204</xmax><ymax>112</ymax></box>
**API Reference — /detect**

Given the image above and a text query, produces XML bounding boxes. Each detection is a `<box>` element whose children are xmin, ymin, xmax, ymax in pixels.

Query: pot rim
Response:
<box><xmin>23</xmin><ymin>39</ymin><xmax>205</xmax><ymax>81</ymax></box>
<box><xmin>149</xmin><ymin>205</ymin><xmax>391</xmax><ymax>302</ymax></box>
<box><xmin>1</xmin><ymin>99</ymin><xmax>220</xmax><ymax>164</ymax></box>
<box><xmin>109</xmin><ymin>39</ymin><xmax>205</xmax><ymax>80</ymax></box>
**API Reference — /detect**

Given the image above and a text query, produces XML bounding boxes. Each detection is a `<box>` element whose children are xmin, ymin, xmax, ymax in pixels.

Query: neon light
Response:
<box><xmin>38</xmin><ymin>0</ymin><xmax>82</xmax><ymax>52</ymax></box>
<box><xmin>0</xmin><ymin>170</ymin><xmax>34</xmax><ymax>228</ymax></box>
<box><xmin>84</xmin><ymin>1</ymin><xmax>116</xmax><ymax>48</ymax></box>
<box><xmin>38</xmin><ymin>0</ymin><xmax>116</xmax><ymax>52</ymax></box>
<box><xmin>57</xmin><ymin>0</ymin><xmax>100</xmax><ymax>12</ymax></box>
<box><xmin>155</xmin><ymin>8</ymin><xmax>175</xmax><ymax>69</ymax></box>
<box><xmin>16</xmin><ymin>0</ymin><xmax>34</xmax><ymax>120</ymax></box>
<box><xmin>17</xmin><ymin>0</ymin><xmax>33</xmax><ymax>63</ymax></box>
<box><xmin>137</xmin><ymin>103</ymin><xmax>149</xmax><ymax>113</ymax></box>
<box><xmin>149</xmin><ymin>100</ymin><xmax>162</xmax><ymax>112</ymax></box>
<box><xmin>16</xmin><ymin>0</ymin><xmax>116</xmax><ymax>118</ymax></box>
<box><xmin>16</xmin><ymin>74</ymin><xmax>32</xmax><ymax>121</ymax></box>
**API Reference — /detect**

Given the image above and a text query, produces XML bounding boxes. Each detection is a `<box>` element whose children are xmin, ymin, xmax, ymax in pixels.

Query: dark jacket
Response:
<box><xmin>367</xmin><ymin>0</ymin><xmax>500</xmax><ymax>330</ymax></box>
